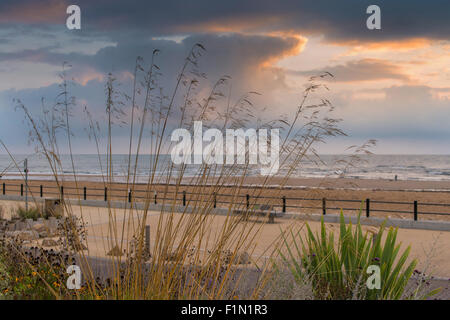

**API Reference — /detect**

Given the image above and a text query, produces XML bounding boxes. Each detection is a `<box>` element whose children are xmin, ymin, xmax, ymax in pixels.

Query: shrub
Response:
<box><xmin>278</xmin><ymin>212</ymin><xmax>440</xmax><ymax>300</ymax></box>
<box><xmin>0</xmin><ymin>240</ymin><xmax>61</xmax><ymax>299</ymax></box>
<box><xmin>0</xmin><ymin>239</ymin><xmax>95</xmax><ymax>300</ymax></box>
<box><xmin>16</xmin><ymin>205</ymin><xmax>45</xmax><ymax>221</ymax></box>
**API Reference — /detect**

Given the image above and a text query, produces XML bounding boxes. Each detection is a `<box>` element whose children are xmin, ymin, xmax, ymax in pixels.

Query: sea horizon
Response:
<box><xmin>1</xmin><ymin>154</ymin><xmax>449</xmax><ymax>182</ymax></box>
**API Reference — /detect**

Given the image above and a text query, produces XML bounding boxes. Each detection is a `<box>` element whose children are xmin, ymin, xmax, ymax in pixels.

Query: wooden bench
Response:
<box><xmin>232</xmin><ymin>204</ymin><xmax>284</xmax><ymax>223</ymax></box>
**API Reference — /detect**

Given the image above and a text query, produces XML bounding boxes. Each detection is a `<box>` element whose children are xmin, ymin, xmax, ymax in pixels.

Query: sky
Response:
<box><xmin>0</xmin><ymin>0</ymin><xmax>449</xmax><ymax>155</ymax></box>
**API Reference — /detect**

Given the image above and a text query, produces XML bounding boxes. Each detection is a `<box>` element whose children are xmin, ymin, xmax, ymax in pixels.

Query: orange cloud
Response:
<box><xmin>288</xmin><ymin>58</ymin><xmax>412</xmax><ymax>83</ymax></box>
<box><xmin>337</xmin><ymin>38</ymin><xmax>432</xmax><ymax>55</ymax></box>
<box><xmin>174</xmin><ymin>15</ymin><xmax>308</xmax><ymax>68</ymax></box>
<box><xmin>0</xmin><ymin>0</ymin><xmax>67</xmax><ymax>24</ymax></box>
<box><xmin>260</xmin><ymin>33</ymin><xmax>308</xmax><ymax>68</ymax></box>
<box><xmin>74</xmin><ymin>68</ymin><xmax>104</xmax><ymax>86</ymax></box>
<box><xmin>163</xmin><ymin>9</ymin><xmax>309</xmax><ymax>74</ymax></box>
<box><xmin>352</xmin><ymin>91</ymin><xmax>386</xmax><ymax>100</ymax></box>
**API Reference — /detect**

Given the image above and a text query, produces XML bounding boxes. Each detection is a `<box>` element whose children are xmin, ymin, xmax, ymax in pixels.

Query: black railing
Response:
<box><xmin>1</xmin><ymin>182</ymin><xmax>450</xmax><ymax>221</ymax></box>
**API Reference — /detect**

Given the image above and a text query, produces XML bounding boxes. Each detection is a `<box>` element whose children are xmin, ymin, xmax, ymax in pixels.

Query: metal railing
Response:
<box><xmin>2</xmin><ymin>182</ymin><xmax>450</xmax><ymax>221</ymax></box>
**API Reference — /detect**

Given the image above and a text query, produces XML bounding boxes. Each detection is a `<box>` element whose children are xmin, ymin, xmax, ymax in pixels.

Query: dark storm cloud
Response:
<box><xmin>1</xmin><ymin>0</ymin><xmax>448</xmax><ymax>154</ymax></box>
<box><xmin>0</xmin><ymin>32</ymin><xmax>302</xmax><ymax>90</ymax></box>
<box><xmin>0</xmin><ymin>32</ymin><xmax>303</xmax><ymax>152</ymax></box>
<box><xmin>1</xmin><ymin>0</ymin><xmax>449</xmax><ymax>43</ymax></box>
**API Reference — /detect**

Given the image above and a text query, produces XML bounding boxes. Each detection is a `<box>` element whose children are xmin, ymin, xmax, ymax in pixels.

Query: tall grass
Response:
<box><xmin>1</xmin><ymin>43</ymin><xmax>379</xmax><ymax>300</ymax></box>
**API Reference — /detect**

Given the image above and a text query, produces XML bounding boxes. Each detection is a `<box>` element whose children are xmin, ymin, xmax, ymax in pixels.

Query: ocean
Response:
<box><xmin>0</xmin><ymin>154</ymin><xmax>450</xmax><ymax>181</ymax></box>
<box><xmin>0</xmin><ymin>154</ymin><xmax>449</xmax><ymax>182</ymax></box>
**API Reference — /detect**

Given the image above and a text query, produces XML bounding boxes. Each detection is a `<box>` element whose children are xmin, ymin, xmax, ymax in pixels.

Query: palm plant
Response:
<box><xmin>278</xmin><ymin>212</ymin><xmax>439</xmax><ymax>299</ymax></box>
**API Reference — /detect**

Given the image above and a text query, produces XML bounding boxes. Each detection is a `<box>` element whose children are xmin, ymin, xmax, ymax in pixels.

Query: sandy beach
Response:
<box><xmin>1</xmin><ymin>198</ymin><xmax>449</xmax><ymax>278</ymax></box>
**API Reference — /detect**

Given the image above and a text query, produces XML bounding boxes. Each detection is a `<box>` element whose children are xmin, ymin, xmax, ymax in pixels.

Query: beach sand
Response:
<box><xmin>1</xmin><ymin>176</ymin><xmax>449</xmax><ymax>278</ymax></box>
<box><xmin>1</xmin><ymin>199</ymin><xmax>449</xmax><ymax>277</ymax></box>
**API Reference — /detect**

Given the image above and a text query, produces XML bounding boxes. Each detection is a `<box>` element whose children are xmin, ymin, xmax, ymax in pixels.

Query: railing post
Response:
<box><xmin>104</xmin><ymin>187</ymin><xmax>107</xmax><ymax>201</ymax></box>
<box><xmin>183</xmin><ymin>191</ymin><xmax>186</xmax><ymax>206</ymax></box>
<box><xmin>21</xmin><ymin>184</ymin><xmax>23</xmax><ymax>196</ymax></box>
<box><xmin>2</xmin><ymin>183</ymin><xmax>5</xmax><ymax>195</ymax></box>
<box><xmin>414</xmin><ymin>201</ymin><xmax>418</xmax><ymax>221</ymax></box>
<box><xmin>145</xmin><ymin>225</ymin><xmax>151</xmax><ymax>255</ymax></box>
<box><xmin>128</xmin><ymin>189</ymin><xmax>132</xmax><ymax>203</ymax></box>
<box><xmin>40</xmin><ymin>185</ymin><xmax>43</xmax><ymax>198</ymax></box>
<box><xmin>213</xmin><ymin>192</ymin><xmax>217</xmax><ymax>208</ymax></box>
<box><xmin>83</xmin><ymin>187</ymin><xmax>87</xmax><ymax>200</ymax></box>
<box><xmin>282</xmin><ymin>196</ymin><xmax>286</xmax><ymax>213</ymax></box>
<box><xmin>60</xmin><ymin>186</ymin><xmax>64</xmax><ymax>198</ymax></box>
<box><xmin>366</xmin><ymin>198</ymin><xmax>370</xmax><ymax>218</ymax></box>
<box><xmin>246</xmin><ymin>194</ymin><xmax>250</xmax><ymax>209</ymax></box>
<box><xmin>322</xmin><ymin>197</ymin><xmax>326</xmax><ymax>215</ymax></box>
<box><xmin>154</xmin><ymin>192</ymin><xmax>157</xmax><ymax>205</ymax></box>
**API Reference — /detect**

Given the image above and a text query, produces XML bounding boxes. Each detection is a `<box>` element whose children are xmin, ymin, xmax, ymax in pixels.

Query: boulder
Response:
<box><xmin>33</xmin><ymin>223</ymin><xmax>47</xmax><ymax>233</ymax></box>
<box><xmin>46</xmin><ymin>217</ymin><xmax>59</xmax><ymax>229</ymax></box>
<box><xmin>25</xmin><ymin>219</ymin><xmax>34</xmax><ymax>229</ymax></box>
<box><xmin>39</xmin><ymin>231</ymin><xmax>49</xmax><ymax>238</ymax></box>
<box><xmin>41</xmin><ymin>239</ymin><xmax>58</xmax><ymax>247</ymax></box>
<box><xmin>44</xmin><ymin>199</ymin><xmax>63</xmax><ymax>217</ymax></box>
<box><xmin>21</xmin><ymin>230</ymin><xmax>39</xmax><ymax>241</ymax></box>
<box><xmin>32</xmin><ymin>223</ymin><xmax>55</xmax><ymax>238</ymax></box>
<box><xmin>5</xmin><ymin>230</ymin><xmax>39</xmax><ymax>241</ymax></box>
<box><xmin>6</xmin><ymin>222</ymin><xmax>16</xmax><ymax>231</ymax></box>
<box><xmin>15</xmin><ymin>221</ymin><xmax>26</xmax><ymax>231</ymax></box>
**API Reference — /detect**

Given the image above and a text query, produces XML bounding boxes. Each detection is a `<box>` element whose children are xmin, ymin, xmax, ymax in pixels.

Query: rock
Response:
<box><xmin>5</xmin><ymin>230</ymin><xmax>39</xmax><ymax>241</ymax></box>
<box><xmin>32</xmin><ymin>223</ymin><xmax>54</xmax><ymax>238</ymax></box>
<box><xmin>46</xmin><ymin>217</ymin><xmax>59</xmax><ymax>229</ymax></box>
<box><xmin>25</xmin><ymin>219</ymin><xmax>34</xmax><ymax>228</ymax></box>
<box><xmin>15</xmin><ymin>221</ymin><xmax>26</xmax><ymax>231</ymax></box>
<box><xmin>39</xmin><ymin>231</ymin><xmax>49</xmax><ymax>238</ymax></box>
<box><xmin>44</xmin><ymin>199</ymin><xmax>63</xmax><ymax>217</ymax></box>
<box><xmin>21</xmin><ymin>230</ymin><xmax>39</xmax><ymax>241</ymax></box>
<box><xmin>42</xmin><ymin>239</ymin><xmax>58</xmax><ymax>247</ymax></box>
<box><xmin>6</xmin><ymin>222</ymin><xmax>16</xmax><ymax>231</ymax></box>
<box><xmin>33</xmin><ymin>223</ymin><xmax>47</xmax><ymax>233</ymax></box>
